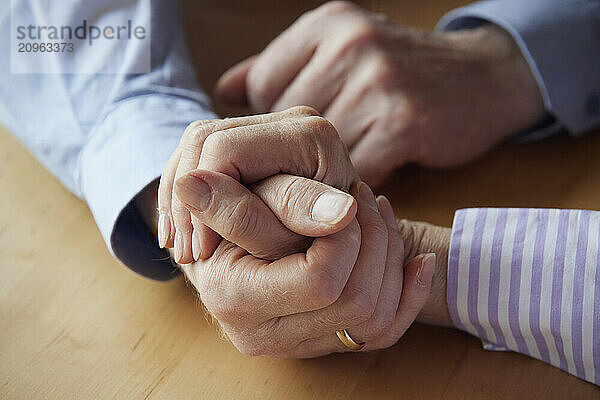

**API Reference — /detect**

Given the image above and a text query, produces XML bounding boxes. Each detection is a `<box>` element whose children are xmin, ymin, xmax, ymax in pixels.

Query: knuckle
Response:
<box><xmin>372</xmin><ymin>218</ymin><xmax>389</xmax><ymax>243</ymax></box>
<box><xmin>171</xmin><ymin>200</ymin><xmax>191</xmax><ymax>221</ymax></box>
<box><xmin>346</xmin><ymin>22</ymin><xmax>379</xmax><ymax>47</ymax></box>
<box><xmin>305</xmin><ymin>115</ymin><xmax>338</xmax><ymax>141</ymax></box>
<box><xmin>332</xmin><ymin>23</ymin><xmax>379</xmax><ymax>61</ymax></box>
<box><xmin>157</xmin><ymin>204</ymin><xmax>170</xmax><ymax>215</ymax></box>
<box><xmin>306</xmin><ymin>268</ymin><xmax>345</xmax><ymax>309</ymax></box>
<box><xmin>184</xmin><ymin>120</ymin><xmax>216</xmax><ymax>145</ymax></box>
<box><xmin>246</xmin><ymin>67</ymin><xmax>273</xmax><ymax>107</ymax></box>
<box><xmin>398</xmin><ymin>219</ymin><xmax>427</xmax><ymax>260</ymax></box>
<box><xmin>295</xmin><ymin>7</ymin><xmax>320</xmax><ymax>27</ymax></box>
<box><xmin>317</xmin><ymin>1</ymin><xmax>356</xmax><ymax>16</ymax></box>
<box><xmin>173</xmin><ymin>222</ymin><xmax>193</xmax><ymax>236</ymax></box>
<box><xmin>361</xmin><ymin>214</ymin><xmax>388</xmax><ymax>244</ymax></box>
<box><xmin>363</xmin><ymin>312</ymin><xmax>395</xmax><ymax>341</ymax></box>
<box><xmin>187</xmin><ymin>126</ymin><xmax>208</xmax><ymax>147</ymax></box>
<box><xmin>364</xmin><ymin>55</ymin><xmax>395</xmax><ymax>86</ymax></box>
<box><xmin>275</xmin><ymin>176</ymin><xmax>304</xmax><ymax>218</ymax></box>
<box><xmin>341</xmin><ymin>286</ymin><xmax>377</xmax><ymax>325</ymax></box>
<box><xmin>289</xmin><ymin>105</ymin><xmax>320</xmax><ymax>117</ymax></box>
<box><xmin>201</xmin><ymin>131</ymin><xmax>229</xmax><ymax>157</ymax></box>
<box><xmin>197</xmin><ymin>131</ymin><xmax>241</xmax><ymax>179</ymax></box>
<box><xmin>298</xmin><ymin>116</ymin><xmax>341</xmax><ymax>182</ymax></box>
<box><xmin>172</xmin><ymin>215</ymin><xmax>192</xmax><ymax>233</ymax></box>
<box><xmin>223</xmin><ymin>198</ymin><xmax>261</xmax><ymax>241</ymax></box>
<box><xmin>183</xmin><ymin>120</ymin><xmax>205</xmax><ymax>136</ymax></box>
<box><xmin>159</xmin><ymin>154</ymin><xmax>182</xmax><ymax>197</ymax></box>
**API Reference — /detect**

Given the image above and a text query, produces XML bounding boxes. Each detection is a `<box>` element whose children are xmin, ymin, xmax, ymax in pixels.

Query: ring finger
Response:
<box><xmin>280</xmin><ymin>195</ymin><xmax>404</xmax><ymax>357</ymax></box>
<box><xmin>285</xmin><ymin>251</ymin><xmax>436</xmax><ymax>358</ymax></box>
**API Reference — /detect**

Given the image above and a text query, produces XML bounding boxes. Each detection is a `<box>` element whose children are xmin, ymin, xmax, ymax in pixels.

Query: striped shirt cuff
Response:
<box><xmin>448</xmin><ymin>208</ymin><xmax>600</xmax><ymax>385</ymax></box>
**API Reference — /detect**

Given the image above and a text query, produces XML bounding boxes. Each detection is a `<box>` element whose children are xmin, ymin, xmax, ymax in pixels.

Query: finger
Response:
<box><xmin>376</xmin><ymin>252</ymin><xmax>436</xmax><ymax>347</ymax></box>
<box><xmin>350</xmin><ymin>120</ymin><xmax>404</xmax><ymax>188</ymax></box>
<box><xmin>197</xmin><ymin>115</ymin><xmax>357</xmax><ymax>191</ymax></box>
<box><xmin>189</xmin><ymin>218</ymin><xmax>361</xmax><ymax>326</ymax></box>
<box><xmin>250</xmin><ymin>174</ymin><xmax>357</xmax><ymax>237</ymax></box>
<box><xmin>215</xmin><ymin>55</ymin><xmax>257</xmax><ymax>105</ymax></box>
<box><xmin>270</xmin><ymin>47</ymin><xmax>346</xmax><ymax>113</ymax></box>
<box><xmin>271</xmin><ymin>182</ymin><xmax>388</xmax><ymax>347</ymax></box>
<box><xmin>175</xmin><ymin>169</ymin><xmax>310</xmax><ymax>260</ymax></box>
<box><xmin>284</xmin><ymin>251</ymin><xmax>434</xmax><ymax>358</ymax></box>
<box><xmin>322</xmin><ymin>58</ymin><xmax>380</xmax><ymax>148</ymax></box>
<box><xmin>191</xmin><ymin>221</ymin><xmax>219</xmax><ymax>262</ymax></box>
<box><xmin>346</xmin><ymin>196</ymin><xmax>404</xmax><ymax>345</ymax></box>
<box><xmin>376</xmin><ymin>195</ymin><xmax>396</xmax><ymax>226</ymax></box>
<box><xmin>172</xmin><ymin>121</ymin><xmax>217</xmax><ymax>263</ymax></box>
<box><xmin>281</xmin><ymin>195</ymin><xmax>403</xmax><ymax>357</ymax></box>
<box><xmin>245</xmin><ymin>13</ymin><xmax>320</xmax><ymax>112</ymax></box>
<box><xmin>157</xmin><ymin>147</ymin><xmax>181</xmax><ymax>248</ymax></box>
<box><xmin>170</xmin><ymin>107</ymin><xmax>318</xmax><ymax>263</ymax></box>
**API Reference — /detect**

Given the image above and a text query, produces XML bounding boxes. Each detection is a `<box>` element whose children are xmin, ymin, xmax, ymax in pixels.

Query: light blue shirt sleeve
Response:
<box><xmin>0</xmin><ymin>0</ymin><xmax>217</xmax><ymax>280</ymax></box>
<box><xmin>437</xmin><ymin>0</ymin><xmax>600</xmax><ymax>140</ymax></box>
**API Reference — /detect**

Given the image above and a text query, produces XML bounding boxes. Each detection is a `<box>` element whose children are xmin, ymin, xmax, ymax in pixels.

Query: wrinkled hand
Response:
<box><xmin>217</xmin><ymin>1</ymin><xmax>545</xmax><ymax>185</ymax></box>
<box><xmin>396</xmin><ymin>219</ymin><xmax>454</xmax><ymax>328</ymax></box>
<box><xmin>158</xmin><ymin>106</ymin><xmax>358</xmax><ymax>264</ymax></box>
<box><xmin>154</xmin><ymin>103</ymin><xmax>439</xmax><ymax>357</ymax></box>
<box><xmin>174</xmin><ymin>171</ymin><xmax>437</xmax><ymax>357</ymax></box>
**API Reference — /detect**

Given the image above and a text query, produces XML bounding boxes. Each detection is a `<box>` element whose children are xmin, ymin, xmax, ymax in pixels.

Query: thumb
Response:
<box><xmin>215</xmin><ymin>55</ymin><xmax>257</xmax><ymax>105</ymax></box>
<box><xmin>175</xmin><ymin>169</ymin><xmax>310</xmax><ymax>261</ymax></box>
<box><xmin>250</xmin><ymin>174</ymin><xmax>357</xmax><ymax>237</ymax></box>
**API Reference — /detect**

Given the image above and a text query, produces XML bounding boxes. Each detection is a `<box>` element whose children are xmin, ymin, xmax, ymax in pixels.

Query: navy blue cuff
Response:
<box><xmin>112</xmin><ymin>200</ymin><xmax>180</xmax><ymax>281</ymax></box>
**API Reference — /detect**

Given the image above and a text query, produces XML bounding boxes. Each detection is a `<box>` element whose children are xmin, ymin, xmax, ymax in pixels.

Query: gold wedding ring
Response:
<box><xmin>335</xmin><ymin>329</ymin><xmax>365</xmax><ymax>351</ymax></box>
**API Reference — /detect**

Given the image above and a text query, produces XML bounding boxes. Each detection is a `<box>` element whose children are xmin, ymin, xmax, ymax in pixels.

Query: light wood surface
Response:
<box><xmin>1</xmin><ymin>1</ymin><xmax>599</xmax><ymax>399</ymax></box>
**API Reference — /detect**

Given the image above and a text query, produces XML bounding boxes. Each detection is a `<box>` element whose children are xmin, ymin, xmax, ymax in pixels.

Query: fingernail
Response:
<box><xmin>192</xmin><ymin>230</ymin><xmax>201</xmax><ymax>261</ymax></box>
<box><xmin>358</xmin><ymin>181</ymin><xmax>377</xmax><ymax>208</ymax></box>
<box><xmin>311</xmin><ymin>191</ymin><xmax>354</xmax><ymax>224</ymax></box>
<box><xmin>174</xmin><ymin>231</ymin><xmax>184</xmax><ymax>263</ymax></box>
<box><xmin>176</xmin><ymin>175</ymin><xmax>212</xmax><ymax>211</ymax></box>
<box><xmin>417</xmin><ymin>253</ymin><xmax>436</xmax><ymax>287</ymax></box>
<box><xmin>158</xmin><ymin>213</ymin><xmax>170</xmax><ymax>248</ymax></box>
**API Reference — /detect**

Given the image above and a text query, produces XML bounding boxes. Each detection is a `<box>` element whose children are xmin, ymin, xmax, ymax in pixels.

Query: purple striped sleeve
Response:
<box><xmin>448</xmin><ymin>208</ymin><xmax>600</xmax><ymax>386</ymax></box>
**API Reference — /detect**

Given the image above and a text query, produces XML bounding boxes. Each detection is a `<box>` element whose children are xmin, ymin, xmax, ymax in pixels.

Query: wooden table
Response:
<box><xmin>1</xmin><ymin>1</ymin><xmax>599</xmax><ymax>398</ymax></box>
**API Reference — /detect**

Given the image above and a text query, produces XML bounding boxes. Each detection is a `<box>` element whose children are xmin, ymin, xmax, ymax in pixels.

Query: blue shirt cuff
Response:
<box><xmin>79</xmin><ymin>94</ymin><xmax>216</xmax><ymax>280</ymax></box>
<box><xmin>437</xmin><ymin>0</ymin><xmax>600</xmax><ymax>136</ymax></box>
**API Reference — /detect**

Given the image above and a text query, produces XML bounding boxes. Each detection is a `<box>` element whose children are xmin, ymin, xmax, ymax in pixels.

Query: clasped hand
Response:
<box><xmin>157</xmin><ymin>106</ymin><xmax>441</xmax><ymax>357</ymax></box>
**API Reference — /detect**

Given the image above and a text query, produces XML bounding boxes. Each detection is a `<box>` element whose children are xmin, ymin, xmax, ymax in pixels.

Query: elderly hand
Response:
<box><xmin>155</xmin><ymin>103</ymin><xmax>440</xmax><ymax>356</ymax></box>
<box><xmin>216</xmin><ymin>1</ymin><xmax>545</xmax><ymax>186</ymax></box>
<box><xmin>158</xmin><ymin>106</ymin><xmax>359</xmax><ymax>264</ymax></box>
<box><xmin>396</xmin><ymin>219</ymin><xmax>453</xmax><ymax>328</ymax></box>
<box><xmin>174</xmin><ymin>170</ymin><xmax>437</xmax><ymax>357</ymax></box>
